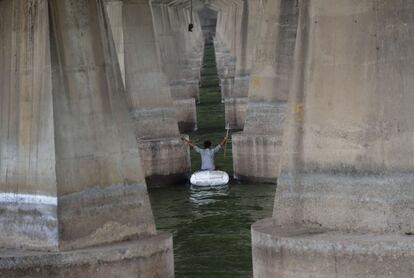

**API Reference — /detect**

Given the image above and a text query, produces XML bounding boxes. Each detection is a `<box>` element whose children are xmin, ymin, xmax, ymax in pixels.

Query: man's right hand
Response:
<box><xmin>182</xmin><ymin>137</ymin><xmax>196</xmax><ymax>148</ymax></box>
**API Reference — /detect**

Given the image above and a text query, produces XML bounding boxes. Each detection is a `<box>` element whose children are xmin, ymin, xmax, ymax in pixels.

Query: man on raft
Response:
<box><xmin>181</xmin><ymin>136</ymin><xmax>228</xmax><ymax>171</ymax></box>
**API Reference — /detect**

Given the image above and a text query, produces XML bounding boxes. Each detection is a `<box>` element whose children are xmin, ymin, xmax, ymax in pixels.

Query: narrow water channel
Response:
<box><xmin>149</xmin><ymin>43</ymin><xmax>276</xmax><ymax>277</ymax></box>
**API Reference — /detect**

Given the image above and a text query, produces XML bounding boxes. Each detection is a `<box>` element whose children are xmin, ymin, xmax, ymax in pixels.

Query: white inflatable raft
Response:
<box><xmin>190</xmin><ymin>170</ymin><xmax>230</xmax><ymax>186</ymax></box>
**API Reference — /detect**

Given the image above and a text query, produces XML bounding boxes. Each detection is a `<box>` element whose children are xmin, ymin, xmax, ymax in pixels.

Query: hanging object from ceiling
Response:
<box><xmin>188</xmin><ymin>0</ymin><xmax>194</xmax><ymax>32</ymax></box>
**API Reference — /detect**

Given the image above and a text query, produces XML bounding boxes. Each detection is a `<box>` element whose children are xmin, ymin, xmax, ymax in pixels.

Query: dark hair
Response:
<box><xmin>203</xmin><ymin>140</ymin><xmax>212</xmax><ymax>148</ymax></box>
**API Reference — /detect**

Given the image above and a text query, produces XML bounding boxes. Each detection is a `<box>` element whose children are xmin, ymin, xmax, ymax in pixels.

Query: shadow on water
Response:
<box><xmin>149</xmin><ymin>43</ymin><xmax>276</xmax><ymax>277</ymax></box>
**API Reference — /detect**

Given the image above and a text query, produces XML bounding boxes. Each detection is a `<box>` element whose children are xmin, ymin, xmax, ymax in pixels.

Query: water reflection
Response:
<box><xmin>189</xmin><ymin>185</ymin><xmax>230</xmax><ymax>206</ymax></box>
<box><xmin>149</xmin><ymin>183</ymin><xmax>276</xmax><ymax>278</ymax></box>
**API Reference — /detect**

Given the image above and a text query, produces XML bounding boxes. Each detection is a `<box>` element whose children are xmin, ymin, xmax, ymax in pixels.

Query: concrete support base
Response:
<box><xmin>225</xmin><ymin>97</ymin><xmax>248</xmax><ymax>130</ymax></box>
<box><xmin>232</xmin><ymin>133</ymin><xmax>281</xmax><ymax>183</ymax></box>
<box><xmin>138</xmin><ymin>137</ymin><xmax>190</xmax><ymax>187</ymax></box>
<box><xmin>274</xmin><ymin>173</ymin><xmax>414</xmax><ymax>233</ymax></box>
<box><xmin>0</xmin><ymin>233</ymin><xmax>174</xmax><ymax>278</ymax></box>
<box><xmin>173</xmin><ymin>98</ymin><xmax>197</xmax><ymax>132</ymax></box>
<box><xmin>0</xmin><ymin>201</ymin><xmax>58</xmax><ymax>251</ymax></box>
<box><xmin>252</xmin><ymin>218</ymin><xmax>414</xmax><ymax>278</ymax></box>
<box><xmin>58</xmin><ymin>183</ymin><xmax>156</xmax><ymax>250</ymax></box>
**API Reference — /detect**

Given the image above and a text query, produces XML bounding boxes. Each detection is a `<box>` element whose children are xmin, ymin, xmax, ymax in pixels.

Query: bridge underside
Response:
<box><xmin>1</xmin><ymin>0</ymin><xmax>414</xmax><ymax>277</ymax></box>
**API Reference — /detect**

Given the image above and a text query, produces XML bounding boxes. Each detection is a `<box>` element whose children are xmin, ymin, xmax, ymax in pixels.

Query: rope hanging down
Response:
<box><xmin>188</xmin><ymin>0</ymin><xmax>194</xmax><ymax>32</ymax></box>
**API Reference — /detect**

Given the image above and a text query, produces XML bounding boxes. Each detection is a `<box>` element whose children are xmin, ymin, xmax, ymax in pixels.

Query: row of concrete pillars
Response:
<box><xmin>104</xmin><ymin>0</ymin><xmax>297</xmax><ymax>186</ymax></box>
<box><xmin>1</xmin><ymin>0</ymin><xmax>414</xmax><ymax>276</ymax></box>
<box><xmin>0</xmin><ymin>0</ymin><xmax>193</xmax><ymax>276</ymax></box>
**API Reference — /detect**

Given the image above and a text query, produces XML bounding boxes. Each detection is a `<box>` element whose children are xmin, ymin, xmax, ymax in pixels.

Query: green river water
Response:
<box><xmin>149</xmin><ymin>43</ymin><xmax>276</xmax><ymax>277</ymax></box>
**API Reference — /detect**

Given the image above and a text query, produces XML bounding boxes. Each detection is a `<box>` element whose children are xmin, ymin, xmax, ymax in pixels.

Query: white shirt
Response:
<box><xmin>194</xmin><ymin>145</ymin><xmax>221</xmax><ymax>170</ymax></box>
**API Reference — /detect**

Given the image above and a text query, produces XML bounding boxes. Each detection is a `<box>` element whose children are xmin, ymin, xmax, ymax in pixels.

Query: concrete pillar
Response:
<box><xmin>252</xmin><ymin>1</ymin><xmax>414</xmax><ymax>277</ymax></box>
<box><xmin>212</xmin><ymin>1</ymin><xmax>250</xmax><ymax>130</ymax></box>
<box><xmin>179</xmin><ymin>6</ymin><xmax>203</xmax><ymax>102</ymax></box>
<box><xmin>214</xmin><ymin>5</ymin><xmax>235</xmax><ymax>91</ymax></box>
<box><xmin>105</xmin><ymin>0</ymin><xmax>125</xmax><ymax>85</ymax></box>
<box><xmin>151</xmin><ymin>3</ymin><xmax>198</xmax><ymax>132</ymax></box>
<box><xmin>229</xmin><ymin>0</ymin><xmax>262</xmax><ymax>130</ymax></box>
<box><xmin>222</xmin><ymin>1</ymin><xmax>246</xmax><ymax>130</ymax></box>
<box><xmin>232</xmin><ymin>0</ymin><xmax>298</xmax><ymax>183</ymax></box>
<box><xmin>0</xmin><ymin>0</ymin><xmax>57</xmax><ymax>252</ymax></box>
<box><xmin>0</xmin><ymin>0</ymin><xmax>173</xmax><ymax>276</ymax></box>
<box><xmin>122</xmin><ymin>0</ymin><xmax>190</xmax><ymax>186</ymax></box>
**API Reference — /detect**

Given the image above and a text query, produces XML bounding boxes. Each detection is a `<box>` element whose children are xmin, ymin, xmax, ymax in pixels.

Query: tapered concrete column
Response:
<box><xmin>252</xmin><ymin>1</ymin><xmax>414</xmax><ymax>277</ymax></box>
<box><xmin>0</xmin><ymin>0</ymin><xmax>173</xmax><ymax>276</ymax></box>
<box><xmin>179</xmin><ymin>7</ymin><xmax>203</xmax><ymax>103</ymax></box>
<box><xmin>151</xmin><ymin>3</ymin><xmax>198</xmax><ymax>132</ymax></box>
<box><xmin>215</xmin><ymin>5</ymin><xmax>236</xmax><ymax>71</ymax></box>
<box><xmin>213</xmin><ymin>2</ymin><xmax>247</xmax><ymax>129</ymax></box>
<box><xmin>0</xmin><ymin>0</ymin><xmax>57</xmax><ymax>252</ymax></box>
<box><xmin>233</xmin><ymin>0</ymin><xmax>298</xmax><ymax>183</ymax></box>
<box><xmin>223</xmin><ymin>1</ymin><xmax>245</xmax><ymax>129</ymax></box>
<box><xmin>232</xmin><ymin>0</ymin><xmax>257</xmax><ymax>98</ymax></box>
<box><xmin>215</xmin><ymin>41</ymin><xmax>235</xmax><ymax>89</ymax></box>
<box><xmin>228</xmin><ymin>0</ymin><xmax>262</xmax><ymax>130</ymax></box>
<box><xmin>218</xmin><ymin>55</ymin><xmax>236</xmax><ymax>103</ymax></box>
<box><xmin>50</xmin><ymin>0</ymin><xmax>160</xmax><ymax>250</ymax></box>
<box><xmin>123</xmin><ymin>0</ymin><xmax>190</xmax><ymax>186</ymax></box>
<box><xmin>105</xmin><ymin>0</ymin><xmax>125</xmax><ymax>85</ymax></box>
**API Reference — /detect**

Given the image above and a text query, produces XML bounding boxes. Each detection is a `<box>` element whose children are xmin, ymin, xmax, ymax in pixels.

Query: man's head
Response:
<box><xmin>203</xmin><ymin>140</ymin><xmax>212</xmax><ymax>148</ymax></box>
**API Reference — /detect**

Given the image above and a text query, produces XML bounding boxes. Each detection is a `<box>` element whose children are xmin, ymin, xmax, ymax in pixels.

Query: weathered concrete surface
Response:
<box><xmin>224</xmin><ymin>97</ymin><xmax>248</xmax><ymax>129</ymax></box>
<box><xmin>122</xmin><ymin>1</ymin><xmax>179</xmax><ymax>138</ymax></box>
<box><xmin>49</xmin><ymin>0</ymin><xmax>157</xmax><ymax>249</ymax></box>
<box><xmin>232</xmin><ymin>0</ymin><xmax>261</xmax><ymax>102</ymax></box>
<box><xmin>138</xmin><ymin>137</ymin><xmax>191</xmax><ymax>187</ymax></box>
<box><xmin>215</xmin><ymin>40</ymin><xmax>236</xmax><ymax>103</ymax></box>
<box><xmin>232</xmin><ymin>103</ymin><xmax>285</xmax><ymax>183</ymax></box>
<box><xmin>121</xmin><ymin>0</ymin><xmax>191</xmax><ymax>185</ymax></box>
<box><xmin>1</xmin><ymin>0</ymin><xmax>174</xmax><ymax>276</ymax></box>
<box><xmin>215</xmin><ymin>0</ymin><xmax>262</xmax><ymax>129</ymax></box>
<box><xmin>173</xmin><ymin>98</ymin><xmax>198</xmax><ymax>132</ymax></box>
<box><xmin>105</xmin><ymin>0</ymin><xmax>125</xmax><ymax>85</ymax></box>
<box><xmin>252</xmin><ymin>0</ymin><xmax>414</xmax><ymax>277</ymax></box>
<box><xmin>220</xmin><ymin>74</ymin><xmax>234</xmax><ymax>102</ymax></box>
<box><xmin>233</xmin><ymin>0</ymin><xmax>298</xmax><ymax>183</ymax></box>
<box><xmin>232</xmin><ymin>104</ymin><xmax>285</xmax><ymax>183</ymax></box>
<box><xmin>0</xmin><ymin>0</ymin><xmax>58</xmax><ymax>251</ymax></box>
<box><xmin>275</xmin><ymin>174</ymin><xmax>414</xmax><ymax>233</ymax></box>
<box><xmin>229</xmin><ymin>0</ymin><xmax>262</xmax><ymax>129</ymax></box>
<box><xmin>0</xmin><ymin>233</ymin><xmax>174</xmax><ymax>278</ymax></box>
<box><xmin>215</xmin><ymin>44</ymin><xmax>234</xmax><ymax>83</ymax></box>
<box><xmin>232</xmin><ymin>133</ymin><xmax>282</xmax><ymax>183</ymax></box>
<box><xmin>253</xmin><ymin>218</ymin><xmax>414</xmax><ymax>278</ymax></box>
<box><xmin>151</xmin><ymin>2</ymin><xmax>200</xmax><ymax>132</ymax></box>
<box><xmin>214</xmin><ymin>5</ymin><xmax>238</xmax><ymax>120</ymax></box>
<box><xmin>58</xmin><ymin>183</ymin><xmax>155</xmax><ymax>250</ymax></box>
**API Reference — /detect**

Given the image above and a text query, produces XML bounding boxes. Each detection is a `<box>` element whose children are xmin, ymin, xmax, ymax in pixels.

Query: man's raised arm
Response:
<box><xmin>181</xmin><ymin>137</ymin><xmax>197</xmax><ymax>148</ymax></box>
<box><xmin>219</xmin><ymin>135</ymin><xmax>228</xmax><ymax>147</ymax></box>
